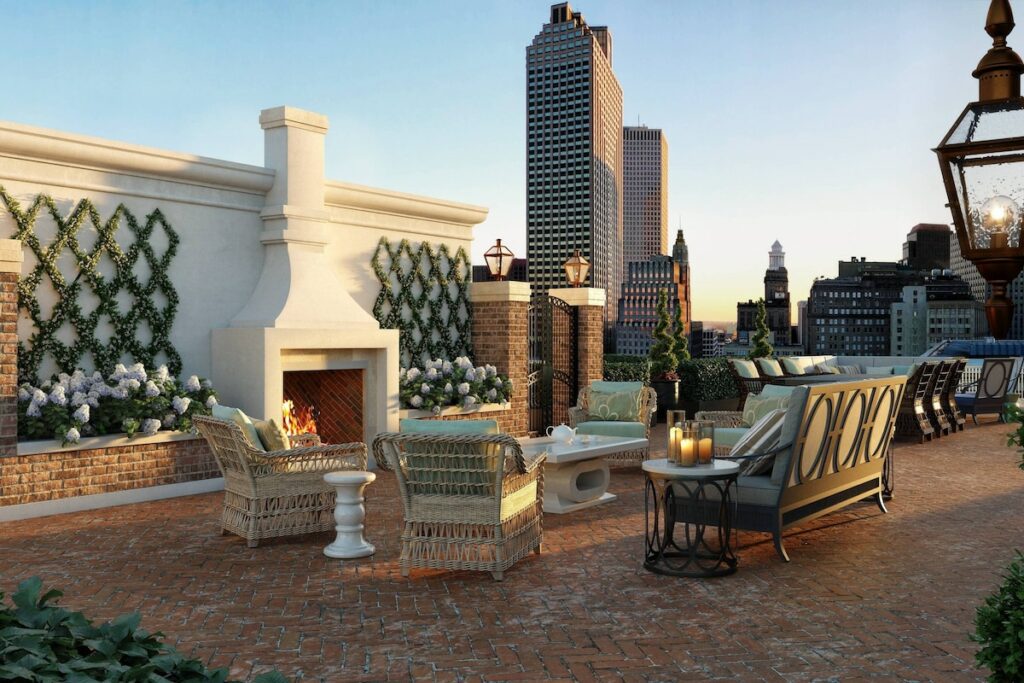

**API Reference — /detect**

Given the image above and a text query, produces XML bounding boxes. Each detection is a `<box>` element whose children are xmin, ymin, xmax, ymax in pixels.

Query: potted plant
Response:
<box><xmin>648</xmin><ymin>289</ymin><xmax>679</xmax><ymax>422</ymax></box>
<box><xmin>747</xmin><ymin>298</ymin><xmax>774</xmax><ymax>360</ymax></box>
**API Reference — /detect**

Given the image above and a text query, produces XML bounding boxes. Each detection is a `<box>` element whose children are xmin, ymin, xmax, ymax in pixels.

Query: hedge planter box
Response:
<box><xmin>651</xmin><ymin>380</ymin><xmax>680</xmax><ymax>423</ymax></box>
<box><xmin>398</xmin><ymin>402</ymin><xmax>514</xmax><ymax>431</ymax></box>
<box><xmin>1</xmin><ymin>432</ymin><xmax>219</xmax><ymax>518</ymax></box>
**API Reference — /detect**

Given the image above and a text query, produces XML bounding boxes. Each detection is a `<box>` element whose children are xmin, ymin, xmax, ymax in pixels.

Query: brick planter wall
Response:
<box><xmin>0</xmin><ymin>270</ymin><xmax>17</xmax><ymax>458</ymax></box>
<box><xmin>398</xmin><ymin>405</ymin><xmax>516</xmax><ymax>433</ymax></box>
<box><xmin>469</xmin><ymin>281</ymin><xmax>529</xmax><ymax>437</ymax></box>
<box><xmin>1</xmin><ymin>436</ymin><xmax>217</xmax><ymax>507</ymax></box>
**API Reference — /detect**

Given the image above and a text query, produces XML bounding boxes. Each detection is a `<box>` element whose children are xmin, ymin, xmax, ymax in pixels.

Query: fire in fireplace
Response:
<box><xmin>281</xmin><ymin>369</ymin><xmax>364</xmax><ymax>445</ymax></box>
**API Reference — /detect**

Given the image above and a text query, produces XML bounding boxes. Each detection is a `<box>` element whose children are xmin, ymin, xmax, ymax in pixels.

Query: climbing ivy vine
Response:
<box><xmin>0</xmin><ymin>186</ymin><xmax>182</xmax><ymax>384</ymax></box>
<box><xmin>371</xmin><ymin>237</ymin><xmax>472</xmax><ymax>367</ymax></box>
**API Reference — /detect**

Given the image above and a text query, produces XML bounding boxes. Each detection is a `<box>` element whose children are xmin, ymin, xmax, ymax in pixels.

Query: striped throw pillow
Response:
<box><xmin>728</xmin><ymin>408</ymin><xmax>786</xmax><ymax>476</ymax></box>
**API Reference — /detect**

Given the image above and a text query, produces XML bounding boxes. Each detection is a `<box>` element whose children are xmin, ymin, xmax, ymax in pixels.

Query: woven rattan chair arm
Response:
<box><xmin>568</xmin><ymin>407</ymin><xmax>586</xmax><ymax>428</ymax></box>
<box><xmin>290</xmin><ymin>433</ymin><xmax>322</xmax><ymax>447</ymax></box>
<box><xmin>259</xmin><ymin>442</ymin><xmax>368</xmax><ymax>471</ymax></box>
<box><xmin>520</xmin><ymin>450</ymin><xmax>547</xmax><ymax>473</ymax></box>
<box><xmin>503</xmin><ymin>466</ymin><xmax>542</xmax><ymax>497</ymax></box>
<box><xmin>371</xmin><ymin>431</ymin><xmax>529</xmax><ymax>473</ymax></box>
<box><xmin>694</xmin><ymin>411</ymin><xmax>745</xmax><ymax>428</ymax></box>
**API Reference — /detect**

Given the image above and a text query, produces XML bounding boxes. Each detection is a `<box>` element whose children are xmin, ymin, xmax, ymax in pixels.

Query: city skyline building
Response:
<box><xmin>622</xmin><ymin>125</ymin><xmax>668</xmax><ymax>269</ymax></box>
<box><xmin>614</xmin><ymin>229</ymin><xmax>690</xmax><ymax>356</ymax></box>
<box><xmin>526</xmin><ymin>2</ymin><xmax>624</xmax><ymax>344</ymax></box>
<box><xmin>736</xmin><ymin>241</ymin><xmax>792</xmax><ymax>346</ymax></box>
<box><xmin>903</xmin><ymin>223</ymin><xmax>951</xmax><ymax>272</ymax></box>
<box><xmin>890</xmin><ymin>275</ymin><xmax>983</xmax><ymax>356</ymax></box>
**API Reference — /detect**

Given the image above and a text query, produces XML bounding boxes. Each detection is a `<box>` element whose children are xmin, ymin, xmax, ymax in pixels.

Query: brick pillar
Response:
<box><xmin>470</xmin><ymin>280</ymin><xmax>531</xmax><ymax>437</ymax></box>
<box><xmin>0</xmin><ymin>240</ymin><xmax>22</xmax><ymax>457</ymax></box>
<box><xmin>548</xmin><ymin>287</ymin><xmax>606</xmax><ymax>395</ymax></box>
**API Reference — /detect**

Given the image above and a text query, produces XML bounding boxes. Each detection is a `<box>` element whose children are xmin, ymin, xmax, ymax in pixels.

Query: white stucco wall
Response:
<box><xmin>0</xmin><ymin>112</ymin><xmax>487</xmax><ymax>382</ymax></box>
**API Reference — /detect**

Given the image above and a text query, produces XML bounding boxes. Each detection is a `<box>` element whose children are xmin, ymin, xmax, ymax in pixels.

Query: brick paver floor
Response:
<box><xmin>2</xmin><ymin>422</ymin><xmax>1022</xmax><ymax>681</ymax></box>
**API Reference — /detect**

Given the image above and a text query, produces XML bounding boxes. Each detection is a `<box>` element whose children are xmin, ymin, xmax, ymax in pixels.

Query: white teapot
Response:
<box><xmin>546</xmin><ymin>424</ymin><xmax>576</xmax><ymax>443</ymax></box>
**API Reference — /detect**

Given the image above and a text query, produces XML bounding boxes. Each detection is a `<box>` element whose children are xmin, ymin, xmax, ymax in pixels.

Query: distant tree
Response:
<box><xmin>747</xmin><ymin>299</ymin><xmax>774</xmax><ymax>360</ymax></box>
<box><xmin>673</xmin><ymin>300</ymin><xmax>690</xmax><ymax>362</ymax></box>
<box><xmin>649</xmin><ymin>289</ymin><xmax>678</xmax><ymax>379</ymax></box>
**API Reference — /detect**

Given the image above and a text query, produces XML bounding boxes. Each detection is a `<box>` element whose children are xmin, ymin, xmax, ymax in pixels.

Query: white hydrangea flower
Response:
<box><xmin>70</xmin><ymin>391</ymin><xmax>88</xmax><ymax>408</ymax></box>
<box><xmin>185</xmin><ymin>375</ymin><xmax>201</xmax><ymax>392</ymax></box>
<box><xmin>162</xmin><ymin>413</ymin><xmax>177</xmax><ymax>428</ymax></box>
<box><xmin>86</xmin><ymin>391</ymin><xmax>101</xmax><ymax>408</ymax></box>
<box><xmin>444</xmin><ymin>382</ymin><xmax>453</xmax><ymax>393</ymax></box>
<box><xmin>205</xmin><ymin>395</ymin><xmax>218</xmax><ymax>409</ymax></box>
<box><xmin>17</xmin><ymin>387</ymin><xmax>30</xmax><ymax>402</ymax></box>
<box><xmin>432</xmin><ymin>405</ymin><xmax>442</xmax><ymax>415</ymax></box>
<box><xmin>32</xmin><ymin>389</ymin><xmax>47</xmax><ymax>405</ymax></box>
<box><xmin>129</xmin><ymin>363</ymin><xmax>147</xmax><ymax>382</ymax></box>
<box><xmin>410</xmin><ymin>395</ymin><xmax>423</xmax><ymax>408</ymax></box>
<box><xmin>487</xmin><ymin>388</ymin><xmax>497</xmax><ymax>401</ymax></box>
<box><xmin>57</xmin><ymin>372</ymin><xmax>71</xmax><ymax>387</ymax></box>
<box><xmin>141</xmin><ymin>418</ymin><xmax>162</xmax><ymax>436</ymax></box>
<box><xmin>442</xmin><ymin>360</ymin><xmax>453</xmax><ymax>375</ymax></box>
<box><xmin>457</xmin><ymin>382</ymin><xmax>470</xmax><ymax>396</ymax></box>
<box><xmin>463</xmin><ymin>396</ymin><xmax>477</xmax><ymax>408</ymax></box>
<box><xmin>202</xmin><ymin>378</ymin><xmax>213</xmax><ymax>389</ymax></box>
<box><xmin>493</xmin><ymin>378</ymin><xmax>503</xmax><ymax>388</ymax></box>
<box><xmin>111</xmin><ymin>363</ymin><xmax>128</xmax><ymax>380</ymax></box>
<box><xmin>65</xmin><ymin>427</ymin><xmax>80</xmax><ymax>443</ymax></box>
<box><xmin>406</xmin><ymin>367</ymin><xmax>421</xmax><ymax>381</ymax></box>
<box><xmin>464</xmin><ymin>369</ymin><xmax>476</xmax><ymax>382</ymax></box>
<box><xmin>26</xmin><ymin>402</ymin><xmax>42</xmax><ymax>417</ymax></box>
<box><xmin>172</xmin><ymin>396</ymin><xmax>192</xmax><ymax>414</ymax></box>
<box><xmin>153</xmin><ymin>365</ymin><xmax>170</xmax><ymax>382</ymax></box>
<box><xmin>69</xmin><ymin>370</ymin><xmax>88</xmax><ymax>392</ymax></box>
<box><xmin>48</xmin><ymin>385</ymin><xmax>67</xmax><ymax>406</ymax></box>
<box><xmin>144</xmin><ymin>380</ymin><xmax>160</xmax><ymax>397</ymax></box>
<box><xmin>420</xmin><ymin>382</ymin><xmax>432</xmax><ymax>395</ymax></box>
<box><xmin>486</xmin><ymin>365</ymin><xmax>497</xmax><ymax>377</ymax></box>
<box><xmin>73</xmin><ymin>404</ymin><xmax>90</xmax><ymax>424</ymax></box>
<box><xmin>91</xmin><ymin>371</ymin><xmax>104</xmax><ymax>383</ymax></box>
<box><xmin>120</xmin><ymin>378</ymin><xmax>141</xmax><ymax>392</ymax></box>
<box><xmin>111</xmin><ymin>386</ymin><xmax>129</xmax><ymax>400</ymax></box>
<box><xmin>425</xmin><ymin>367</ymin><xmax>439</xmax><ymax>380</ymax></box>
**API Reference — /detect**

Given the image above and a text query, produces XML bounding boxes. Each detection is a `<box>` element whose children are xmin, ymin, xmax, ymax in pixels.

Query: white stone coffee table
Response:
<box><xmin>518</xmin><ymin>435</ymin><xmax>648</xmax><ymax>514</ymax></box>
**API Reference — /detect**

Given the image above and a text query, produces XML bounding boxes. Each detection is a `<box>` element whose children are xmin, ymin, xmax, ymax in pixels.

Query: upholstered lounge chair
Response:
<box><xmin>956</xmin><ymin>357</ymin><xmax>1017</xmax><ymax>424</ymax></box>
<box><xmin>568</xmin><ymin>381</ymin><xmax>655</xmax><ymax>467</ymax></box>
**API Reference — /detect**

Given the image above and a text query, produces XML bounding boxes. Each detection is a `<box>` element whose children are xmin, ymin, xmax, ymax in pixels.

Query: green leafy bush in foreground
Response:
<box><xmin>0</xmin><ymin>576</ymin><xmax>286</xmax><ymax>683</ymax></box>
<box><xmin>974</xmin><ymin>551</ymin><xmax>1024</xmax><ymax>682</ymax></box>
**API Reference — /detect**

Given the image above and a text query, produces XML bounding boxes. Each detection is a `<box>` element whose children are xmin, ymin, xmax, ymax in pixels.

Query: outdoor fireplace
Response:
<box><xmin>282</xmin><ymin>369</ymin><xmax>364</xmax><ymax>444</ymax></box>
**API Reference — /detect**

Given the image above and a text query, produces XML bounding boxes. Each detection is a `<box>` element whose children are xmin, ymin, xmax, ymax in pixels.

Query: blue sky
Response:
<box><xmin>0</xmin><ymin>0</ymin><xmax>995</xmax><ymax>322</ymax></box>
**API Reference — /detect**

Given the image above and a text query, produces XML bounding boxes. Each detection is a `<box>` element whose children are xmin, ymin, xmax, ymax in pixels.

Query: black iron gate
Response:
<box><xmin>527</xmin><ymin>294</ymin><xmax>579</xmax><ymax>435</ymax></box>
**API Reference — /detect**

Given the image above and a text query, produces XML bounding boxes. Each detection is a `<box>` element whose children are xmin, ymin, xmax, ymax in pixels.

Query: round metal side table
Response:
<box><xmin>642</xmin><ymin>458</ymin><xmax>739</xmax><ymax>578</ymax></box>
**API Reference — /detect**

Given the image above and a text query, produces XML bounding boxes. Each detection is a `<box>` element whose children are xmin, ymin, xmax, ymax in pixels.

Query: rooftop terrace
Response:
<box><xmin>1</xmin><ymin>422</ymin><xmax>1020</xmax><ymax>682</ymax></box>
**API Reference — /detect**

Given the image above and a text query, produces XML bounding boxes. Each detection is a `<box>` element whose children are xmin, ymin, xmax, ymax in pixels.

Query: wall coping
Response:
<box><xmin>16</xmin><ymin>431</ymin><xmax>202</xmax><ymax>457</ymax></box>
<box><xmin>469</xmin><ymin>280</ymin><xmax>531</xmax><ymax>303</ymax></box>
<box><xmin>324</xmin><ymin>179</ymin><xmax>488</xmax><ymax>227</ymax></box>
<box><xmin>399</xmin><ymin>402</ymin><xmax>511</xmax><ymax>420</ymax></box>
<box><xmin>548</xmin><ymin>287</ymin><xmax>606</xmax><ymax>307</ymax></box>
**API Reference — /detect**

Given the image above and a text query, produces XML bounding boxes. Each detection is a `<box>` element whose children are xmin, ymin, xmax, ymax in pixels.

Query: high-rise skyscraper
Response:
<box><xmin>527</xmin><ymin>3</ymin><xmax>624</xmax><ymax>343</ymax></box>
<box><xmin>623</xmin><ymin>126</ymin><xmax>668</xmax><ymax>268</ymax></box>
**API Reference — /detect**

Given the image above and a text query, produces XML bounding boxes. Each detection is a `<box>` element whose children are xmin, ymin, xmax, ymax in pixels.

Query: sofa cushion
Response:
<box><xmin>212</xmin><ymin>404</ymin><xmax>263</xmax><ymax>450</ymax></box>
<box><xmin>866</xmin><ymin>366</ymin><xmax>894</xmax><ymax>376</ymax></box>
<box><xmin>757</xmin><ymin>358</ymin><xmax>784</xmax><ymax>377</ymax></box>
<box><xmin>676</xmin><ymin>473</ymin><xmax>781</xmax><ymax>507</ymax></box>
<box><xmin>253</xmin><ymin>418</ymin><xmax>291</xmax><ymax>451</ymax></box>
<box><xmin>814</xmin><ymin>362</ymin><xmax>840</xmax><ymax>375</ymax></box>
<box><xmin>836</xmin><ymin>364</ymin><xmax>863</xmax><ymax>375</ymax></box>
<box><xmin>587</xmin><ymin>388</ymin><xmax>642</xmax><ymax>422</ymax></box>
<box><xmin>780</xmin><ymin>357</ymin><xmax>805</xmax><ymax>375</ymax></box>
<box><xmin>399</xmin><ymin>418</ymin><xmax>499</xmax><ymax>435</ymax></box>
<box><xmin>591</xmin><ymin>381</ymin><xmax>644</xmax><ymax>393</ymax></box>
<box><xmin>576</xmin><ymin>421</ymin><xmax>646</xmax><ymax>439</ymax></box>
<box><xmin>732</xmin><ymin>359</ymin><xmax>759</xmax><ymax>379</ymax></box>
<box><xmin>770</xmin><ymin>386</ymin><xmax>810</xmax><ymax>486</ymax></box>
<box><xmin>712</xmin><ymin>427</ymin><xmax>748</xmax><ymax>449</ymax></box>
<box><xmin>729</xmin><ymin>409</ymin><xmax>786</xmax><ymax>475</ymax></box>
<box><xmin>742</xmin><ymin>386</ymin><xmax>793</xmax><ymax>427</ymax></box>
<box><xmin>891</xmin><ymin>364</ymin><xmax>919</xmax><ymax>377</ymax></box>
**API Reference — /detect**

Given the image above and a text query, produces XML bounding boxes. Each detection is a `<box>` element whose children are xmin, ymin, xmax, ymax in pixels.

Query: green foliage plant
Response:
<box><xmin>0</xmin><ymin>186</ymin><xmax>182</xmax><ymax>385</ymax></box>
<box><xmin>678</xmin><ymin>358</ymin><xmax>739</xmax><ymax>403</ymax></box>
<box><xmin>973</xmin><ymin>551</ymin><xmax>1024</xmax><ymax>682</ymax></box>
<box><xmin>371</xmin><ymin>237</ymin><xmax>472</xmax><ymax>368</ymax></box>
<box><xmin>603</xmin><ymin>354</ymin><xmax>651</xmax><ymax>383</ymax></box>
<box><xmin>747</xmin><ymin>298</ymin><xmax>774</xmax><ymax>360</ymax></box>
<box><xmin>400</xmin><ymin>357</ymin><xmax>511</xmax><ymax>412</ymax></box>
<box><xmin>0</xmin><ymin>576</ymin><xmax>286</xmax><ymax>682</ymax></box>
<box><xmin>649</xmin><ymin>289</ymin><xmax>678</xmax><ymax>380</ymax></box>
<box><xmin>1003</xmin><ymin>403</ymin><xmax>1024</xmax><ymax>471</ymax></box>
<box><xmin>673</xmin><ymin>301</ymin><xmax>690</xmax><ymax>362</ymax></box>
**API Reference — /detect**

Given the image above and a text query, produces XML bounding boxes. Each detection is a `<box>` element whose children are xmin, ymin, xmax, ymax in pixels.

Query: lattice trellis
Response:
<box><xmin>371</xmin><ymin>237</ymin><xmax>472</xmax><ymax>367</ymax></box>
<box><xmin>0</xmin><ymin>186</ymin><xmax>182</xmax><ymax>384</ymax></box>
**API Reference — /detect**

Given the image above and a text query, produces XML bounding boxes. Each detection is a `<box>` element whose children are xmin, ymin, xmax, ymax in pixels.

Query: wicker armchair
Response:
<box><xmin>194</xmin><ymin>416</ymin><xmax>367</xmax><ymax>548</ymax></box>
<box><xmin>568</xmin><ymin>383</ymin><xmax>656</xmax><ymax>467</ymax></box>
<box><xmin>372</xmin><ymin>431</ymin><xmax>544</xmax><ymax>581</ymax></box>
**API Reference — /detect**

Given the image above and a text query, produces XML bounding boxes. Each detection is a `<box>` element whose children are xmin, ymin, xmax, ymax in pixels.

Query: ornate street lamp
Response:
<box><xmin>483</xmin><ymin>238</ymin><xmax>514</xmax><ymax>281</ymax></box>
<box><xmin>563</xmin><ymin>248</ymin><xmax>590</xmax><ymax>287</ymax></box>
<box><xmin>936</xmin><ymin>0</ymin><xmax>1024</xmax><ymax>338</ymax></box>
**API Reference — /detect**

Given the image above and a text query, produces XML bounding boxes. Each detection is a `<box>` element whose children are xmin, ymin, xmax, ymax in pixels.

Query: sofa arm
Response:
<box><xmin>694</xmin><ymin>410</ymin><xmax>745</xmax><ymax>428</ymax></box>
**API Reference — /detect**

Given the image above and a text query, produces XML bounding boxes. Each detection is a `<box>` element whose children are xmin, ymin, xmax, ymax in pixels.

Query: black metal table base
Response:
<box><xmin>882</xmin><ymin>445</ymin><xmax>894</xmax><ymax>500</ymax></box>
<box><xmin>644</xmin><ymin>475</ymin><xmax>737</xmax><ymax>578</ymax></box>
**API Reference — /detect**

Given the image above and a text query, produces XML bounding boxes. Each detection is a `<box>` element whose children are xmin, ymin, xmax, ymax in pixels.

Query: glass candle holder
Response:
<box><xmin>696</xmin><ymin>421</ymin><xmax>715</xmax><ymax>465</ymax></box>
<box><xmin>665</xmin><ymin>410</ymin><xmax>686</xmax><ymax>464</ymax></box>
<box><xmin>677</xmin><ymin>422</ymin><xmax>698</xmax><ymax>467</ymax></box>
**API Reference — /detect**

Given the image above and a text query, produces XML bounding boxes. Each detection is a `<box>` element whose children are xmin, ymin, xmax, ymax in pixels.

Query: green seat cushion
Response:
<box><xmin>865</xmin><ymin>366</ymin><xmax>894</xmax><ymax>376</ymax></box>
<box><xmin>575</xmin><ymin>421</ymin><xmax>646</xmax><ymax>439</ymax></box>
<box><xmin>675</xmin><ymin>473</ymin><xmax>780</xmax><ymax>507</ymax></box>
<box><xmin>399</xmin><ymin>418</ymin><xmax>499</xmax><ymax>435</ymax></box>
<box><xmin>712</xmin><ymin>427</ymin><xmax>748</xmax><ymax>448</ymax></box>
<box><xmin>759</xmin><ymin>384</ymin><xmax>794</xmax><ymax>398</ymax></box>
<box><xmin>212</xmin><ymin>404</ymin><xmax>263</xmax><ymax>450</ymax></box>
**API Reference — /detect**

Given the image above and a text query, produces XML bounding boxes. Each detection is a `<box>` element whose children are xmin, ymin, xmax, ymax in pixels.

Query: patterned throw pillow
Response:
<box><xmin>587</xmin><ymin>390</ymin><xmax>641</xmax><ymax>422</ymax></box>
<box><xmin>742</xmin><ymin>392</ymin><xmax>791</xmax><ymax>427</ymax></box>
<box><xmin>728</xmin><ymin>409</ymin><xmax>786</xmax><ymax>476</ymax></box>
<box><xmin>254</xmin><ymin>418</ymin><xmax>291</xmax><ymax>451</ymax></box>
<box><xmin>757</xmin><ymin>358</ymin><xmax>784</xmax><ymax>377</ymax></box>
<box><xmin>836</xmin><ymin>364</ymin><xmax>862</xmax><ymax>375</ymax></box>
<box><xmin>814</xmin><ymin>362</ymin><xmax>840</xmax><ymax>375</ymax></box>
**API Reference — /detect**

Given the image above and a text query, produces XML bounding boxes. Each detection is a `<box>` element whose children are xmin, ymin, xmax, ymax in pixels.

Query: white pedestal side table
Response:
<box><xmin>323</xmin><ymin>471</ymin><xmax>376</xmax><ymax>559</ymax></box>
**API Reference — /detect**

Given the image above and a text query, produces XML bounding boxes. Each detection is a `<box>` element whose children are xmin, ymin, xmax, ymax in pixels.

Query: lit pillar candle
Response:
<box><xmin>698</xmin><ymin>437</ymin><xmax>713</xmax><ymax>464</ymax></box>
<box><xmin>668</xmin><ymin>426</ymin><xmax>682</xmax><ymax>464</ymax></box>
<box><xmin>679</xmin><ymin>437</ymin><xmax>696</xmax><ymax>466</ymax></box>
